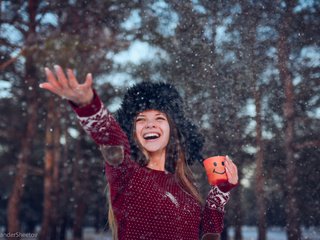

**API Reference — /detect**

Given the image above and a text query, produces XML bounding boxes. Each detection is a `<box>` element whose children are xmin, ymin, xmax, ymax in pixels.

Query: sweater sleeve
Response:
<box><xmin>69</xmin><ymin>90</ymin><xmax>129</xmax><ymax>147</ymax></box>
<box><xmin>69</xmin><ymin>90</ymin><xmax>138</xmax><ymax>202</ymax></box>
<box><xmin>200</xmin><ymin>186</ymin><xmax>230</xmax><ymax>236</ymax></box>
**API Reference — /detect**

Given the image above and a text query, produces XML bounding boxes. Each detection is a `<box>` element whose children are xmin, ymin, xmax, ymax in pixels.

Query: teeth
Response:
<box><xmin>143</xmin><ymin>133</ymin><xmax>160</xmax><ymax>139</ymax></box>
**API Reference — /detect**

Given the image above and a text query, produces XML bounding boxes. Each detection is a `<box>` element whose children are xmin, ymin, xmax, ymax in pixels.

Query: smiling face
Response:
<box><xmin>213</xmin><ymin>160</ymin><xmax>226</xmax><ymax>175</ymax></box>
<box><xmin>134</xmin><ymin>110</ymin><xmax>170</xmax><ymax>155</ymax></box>
<box><xmin>203</xmin><ymin>156</ymin><xmax>228</xmax><ymax>186</ymax></box>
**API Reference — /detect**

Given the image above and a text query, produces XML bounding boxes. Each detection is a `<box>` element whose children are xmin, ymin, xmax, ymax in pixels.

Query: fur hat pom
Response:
<box><xmin>115</xmin><ymin>82</ymin><xmax>204</xmax><ymax>165</ymax></box>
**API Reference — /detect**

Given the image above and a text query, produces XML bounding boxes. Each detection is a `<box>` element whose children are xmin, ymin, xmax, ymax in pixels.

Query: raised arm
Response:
<box><xmin>39</xmin><ymin>65</ymin><xmax>130</xmax><ymax>164</ymax></box>
<box><xmin>40</xmin><ymin>66</ymin><xmax>137</xmax><ymax>202</ymax></box>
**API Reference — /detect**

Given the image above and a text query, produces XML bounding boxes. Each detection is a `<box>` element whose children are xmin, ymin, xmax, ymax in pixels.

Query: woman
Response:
<box><xmin>40</xmin><ymin>65</ymin><xmax>238</xmax><ymax>240</ymax></box>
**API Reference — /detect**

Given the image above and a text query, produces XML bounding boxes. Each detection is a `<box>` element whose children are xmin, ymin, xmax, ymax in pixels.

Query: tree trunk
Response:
<box><xmin>7</xmin><ymin>73</ymin><xmax>38</xmax><ymax>236</ymax></box>
<box><xmin>39</xmin><ymin>99</ymin><xmax>55</xmax><ymax>240</ymax></box>
<box><xmin>58</xmin><ymin>120</ymin><xmax>72</xmax><ymax>240</ymax></box>
<box><xmin>233</xmin><ymin>184</ymin><xmax>242</xmax><ymax>240</ymax></box>
<box><xmin>73</xmin><ymin>198</ymin><xmax>87</xmax><ymax>240</ymax></box>
<box><xmin>7</xmin><ymin>1</ymin><xmax>39</xmax><ymax>237</ymax></box>
<box><xmin>220</xmin><ymin>219</ymin><xmax>228</xmax><ymax>240</ymax></box>
<box><xmin>278</xmin><ymin>1</ymin><xmax>301</xmax><ymax>239</ymax></box>
<box><xmin>50</xmin><ymin>102</ymin><xmax>62</xmax><ymax>240</ymax></box>
<box><xmin>243</xmin><ymin>5</ymin><xmax>267</xmax><ymax>238</ymax></box>
<box><xmin>254</xmin><ymin>88</ymin><xmax>266</xmax><ymax>240</ymax></box>
<box><xmin>39</xmin><ymin>98</ymin><xmax>61</xmax><ymax>240</ymax></box>
<box><xmin>58</xmin><ymin>215</ymin><xmax>68</xmax><ymax>240</ymax></box>
<box><xmin>72</xmin><ymin>131</ymin><xmax>88</xmax><ymax>240</ymax></box>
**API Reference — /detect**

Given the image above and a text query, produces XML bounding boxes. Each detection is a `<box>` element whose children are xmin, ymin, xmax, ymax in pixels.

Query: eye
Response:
<box><xmin>135</xmin><ymin>118</ymin><xmax>145</xmax><ymax>122</ymax></box>
<box><xmin>156</xmin><ymin>117</ymin><xmax>166</xmax><ymax>121</ymax></box>
<box><xmin>222</xmin><ymin>161</ymin><xmax>225</xmax><ymax>166</ymax></box>
<box><xmin>213</xmin><ymin>162</ymin><xmax>217</xmax><ymax>167</ymax></box>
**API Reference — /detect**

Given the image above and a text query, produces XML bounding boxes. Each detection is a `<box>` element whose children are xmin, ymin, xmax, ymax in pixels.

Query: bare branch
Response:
<box><xmin>294</xmin><ymin>140</ymin><xmax>320</xmax><ymax>150</ymax></box>
<box><xmin>0</xmin><ymin>164</ymin><xmax>43</xmax><ymax>176</ymax></box>
<box><xmin>0</xmin><ymin>38</ymin><xmax>21</xmax><ymax>49</ymax></box>
<box><xmin>0</xmin><ymin>48</ymin><xmax>25</xmax><ymax>71</ymax></box>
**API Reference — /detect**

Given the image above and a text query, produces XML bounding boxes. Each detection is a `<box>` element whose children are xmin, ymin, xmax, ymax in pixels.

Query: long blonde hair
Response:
<box><xmin>107</xmin><ymin>114</ymin><xmax>203</xmax><ymax>239</ymax></box>
<box><xmin>107</xmin><ymin>188</ymin><xmax>118</xmax><ymax>240</ymax></box>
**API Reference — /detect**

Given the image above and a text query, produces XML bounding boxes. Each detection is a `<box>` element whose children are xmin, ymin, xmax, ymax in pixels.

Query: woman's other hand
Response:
<box><xmin>225</xmin><ymin>155</ymin><xmax>238</xmax><ymax>185</ymax></box>
<box><xmin>39</xmin><ymin>65</ymin><xmax>94</xmax><ymax>107</ymax></box>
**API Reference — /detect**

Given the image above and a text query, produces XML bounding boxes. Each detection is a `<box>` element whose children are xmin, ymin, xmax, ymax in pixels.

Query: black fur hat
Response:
<box><xmin>115</xmin><ymin>82</ymin><xmax>204</xmax><ymax>168</ymax></box>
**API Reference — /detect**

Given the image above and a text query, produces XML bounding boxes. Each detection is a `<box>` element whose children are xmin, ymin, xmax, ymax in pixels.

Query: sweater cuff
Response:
<box><xmin>69</xmin><ymin>89</ymin><xmax>102</xmax><ymax>117</ymax></box>
<box><xmin>206</xmin><ymin>186</ymin><xmax>230</xmax><ymax>213</ymax></box>
<box><xmin>217</xmin><ymin>181</ymin><xmax>238</xmax><ymax>193</ymax></box>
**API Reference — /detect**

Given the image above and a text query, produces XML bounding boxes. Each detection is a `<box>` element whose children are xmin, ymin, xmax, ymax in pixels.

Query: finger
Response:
<box><xmin>54</xmin><ymin>65</ymin><xmax>69</xmax><ymax>88</ymax></box>
<box><xmin>233</xmin><ymin>163</ymin><xmax>238</xmax><ymax>174</ymax></box>
<box><xmin>229</xmin><ymin>168</ymin><xmax>238</xmax><ymax>184</ymax></box>
<box><xmin>225</xmin><ymin>159</ymin><xmax>232</xmax><ymax>175</ymax></box>
<box><xmin>39</xmin><ymin>82</ymin><xmax>63</xmax><ymax>96</ymax></box>
<box><xmin>225</xmin><ymin>166</ymin><xmax>231</xmax><ymax>178</ymax></box>
<box><xmin>225</xmin><ymin>156</ymin><xmax>233</xmax><ymax>170</ymax></box>
<box><xmin>225</xmin><ymin>159</ymin><xmax>236</xmax><ymax>176</ymax></box>
<box><xmin>225</xmin><ymin>167</ymin><xmax>234</xmax><ymax>183</ymax></box>
<box><xmin>231</xmin><ymin>161</ymin><xmax>238</xmax><ymax>173</ymax></box>
<box><xmin>83</xmin><ymin>73</ymin><xmax>93</xmax><ymax>88</ymax></box>
<box><xmin>225</xmin><ymin>160</ymin><xmax>237</xmax><ymax>184</ymax></box>
<box><xmin>231</xmin><ymin>171</ymin><xmax>238</xmax><ymax>182</ymax></box>
<box><xmin>44</xmin><ymin>67</ymin><xmax>62</xmax><ymax>89</ymax></box>
<box><xmin>225</xmin><ymin>156</ymin><xmax>231</xmax><ymax>167</ymax></box>
<box><xmin>226</xmin><ymin>155</ymin><xmax>237</xmax><ymax>172</ymax></box>
<box><xmin>67</xmin><ymin>68</ymin><xmax>79</xmax><ymax>89</ymax></box>
<box><xmin>226</xmin><ymin>155</ymin><xmax>233</xmax><ymax>164</ymax></box>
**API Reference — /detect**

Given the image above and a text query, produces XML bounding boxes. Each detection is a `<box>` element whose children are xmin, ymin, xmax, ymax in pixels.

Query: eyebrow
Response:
<box><xmin>137</xmin><ymin>113</ymin><xmax>166</xmax><ymax>117</ymax></box>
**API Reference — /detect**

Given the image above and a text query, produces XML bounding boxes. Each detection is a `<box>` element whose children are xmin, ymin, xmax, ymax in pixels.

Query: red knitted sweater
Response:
<box><xmin>71</xmin><ymin>93</ymin><xmax>231</xmax><ymax>240</ymax></box>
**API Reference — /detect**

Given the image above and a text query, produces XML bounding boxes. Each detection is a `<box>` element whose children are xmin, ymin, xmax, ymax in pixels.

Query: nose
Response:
<box><xmin>145</xmin><ymin>119</ymin><xmax>156</xmax><ymax>128</ymax></box>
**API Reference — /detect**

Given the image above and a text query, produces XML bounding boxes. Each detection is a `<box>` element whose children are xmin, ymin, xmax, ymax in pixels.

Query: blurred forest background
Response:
<box><xmin>0</xmin><ymin>0</ymin><xmax>319</xmax><ymax>240</ymax></box>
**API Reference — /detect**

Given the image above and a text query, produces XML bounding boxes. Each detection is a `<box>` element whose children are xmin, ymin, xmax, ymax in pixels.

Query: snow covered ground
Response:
<box><xmin>1</xmin><ymin>226</ymin><xmax>319</xmax><ymax>240</ymax></box>
<box><xmin>80</xmin><ymin>226</ymin><xmax>320</xmax><ymax>240</ymax></box>
<box><xmin>73</xmin><ymin>226</ymin><xmax>320</xmax><ymax>240</ymax></box>
<box><xmin>228</xmin><ymin>226</ymin><xmax>320</xmax><ymax>240</ymax></box>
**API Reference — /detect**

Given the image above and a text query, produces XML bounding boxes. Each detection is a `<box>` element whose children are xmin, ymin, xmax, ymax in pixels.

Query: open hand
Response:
<box><xmin>39</xmin><ymin>65</ymin><xmax>94</xmax><ymax>107</ymax></box>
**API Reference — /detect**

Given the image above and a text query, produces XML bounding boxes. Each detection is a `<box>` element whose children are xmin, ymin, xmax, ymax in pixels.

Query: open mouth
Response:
<box><xmin>143</xmin><ymin>133</ymin><xmax>160</xmax><ymax>140</ymax></box>
<box><xmin>213</xmin><ymin>169</ymin><xmax>226</xmax><ymax>175</ymax></box>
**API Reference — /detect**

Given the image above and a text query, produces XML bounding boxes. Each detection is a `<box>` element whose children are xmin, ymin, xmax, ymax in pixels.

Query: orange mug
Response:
<box><xmin>203</xmin><ymin>156</ymin><xmax>228</xmax><ymax>186</ymax></box>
